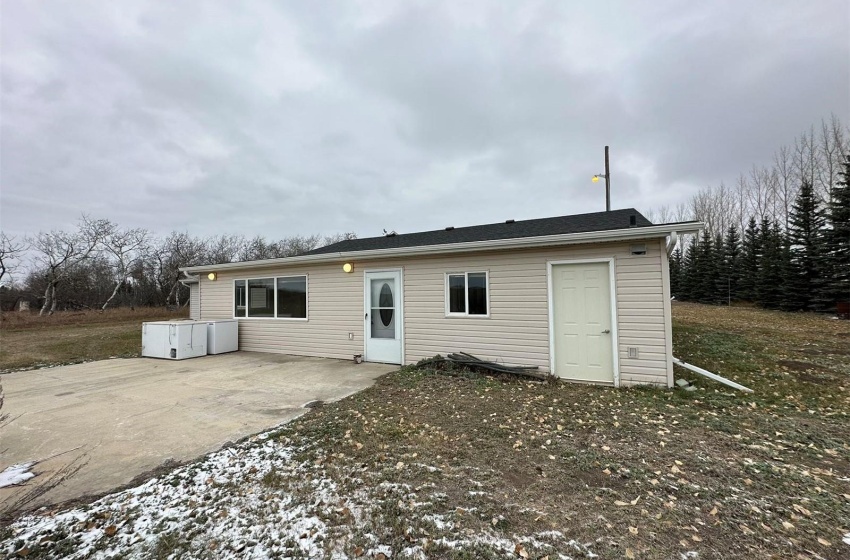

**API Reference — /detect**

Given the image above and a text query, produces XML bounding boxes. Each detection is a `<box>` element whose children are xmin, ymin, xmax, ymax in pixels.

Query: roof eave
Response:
<box><xmin>180</xmin><ymin>222</ymin><xmax>704</xmax><ymax>274</ymax></box>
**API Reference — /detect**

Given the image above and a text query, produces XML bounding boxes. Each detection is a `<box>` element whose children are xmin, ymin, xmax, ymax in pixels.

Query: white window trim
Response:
<box><xmin>232</xmin><ymin>275</ymin><xmax>309</xmax><ymax>321</ymax></box>
<box><xmin>444</xmin><ymin>271</ymin><xmax>490</xmax><ymax>318</ymax></box>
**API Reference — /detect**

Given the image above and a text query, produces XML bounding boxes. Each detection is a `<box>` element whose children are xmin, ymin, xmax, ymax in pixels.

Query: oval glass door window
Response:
<box><xmin>379</xmin><ymin>283</ymin><xmax>394</xmax><ymax>326</ymax></box>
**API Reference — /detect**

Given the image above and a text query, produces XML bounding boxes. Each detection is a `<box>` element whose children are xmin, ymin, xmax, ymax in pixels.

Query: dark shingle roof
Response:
<box><xmin>306</xmin><ymin>208</ymin><xmax>653</xmax><ymax>256</ymax></box>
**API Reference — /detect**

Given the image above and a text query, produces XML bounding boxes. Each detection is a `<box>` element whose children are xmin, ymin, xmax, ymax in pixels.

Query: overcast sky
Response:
<box><xmin>2</xmin><ymin>1</ymin><xmax>848</xmax><ymax>241</ymax></box>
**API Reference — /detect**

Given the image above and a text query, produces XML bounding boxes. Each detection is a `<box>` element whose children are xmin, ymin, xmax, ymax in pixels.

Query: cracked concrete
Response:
<box><xmin>0</xmin><ymin>352</ymin><xmax>394</xmax><ymax>516</ymax></box>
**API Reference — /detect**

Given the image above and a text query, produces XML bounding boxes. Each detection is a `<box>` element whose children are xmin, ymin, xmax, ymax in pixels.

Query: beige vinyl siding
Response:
<box><xmin>189</xmin><ymin>283</ymin><xmax>200</xmax><ymax>320</ymax></box>
<box><xmin>200</xmin><ymin>266</ymin><xmax>364</xmax><ymax>360</ymax></box>
<box><xmin>196</xmin><ymin>239</ymin><xmax>672</xmax><ymax>387</ymax></box>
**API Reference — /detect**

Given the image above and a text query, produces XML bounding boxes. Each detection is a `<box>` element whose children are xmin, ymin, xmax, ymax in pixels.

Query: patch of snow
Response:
<box><xmin>0</xmin><ymin>462</ymin><xmax>35</xmax><ymax>488</ymax></box>
<box><xmin>844</xmin><ymin>532</ymin><xmax>850</xmax><ymax>546</ymax></box>
<box><xmin>1</xmin><ymin>426</ymin><xmax>599</xmax><ymax>560</ymax></box>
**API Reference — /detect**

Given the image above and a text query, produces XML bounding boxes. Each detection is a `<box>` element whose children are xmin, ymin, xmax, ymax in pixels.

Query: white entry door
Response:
<box><xmin>550</xmin><ymin>262</ymin><xmax>615</xmax><ymax>383</ymax></box>
<box><xmin>364</xmin><ymin>270</ymin><xmax>403</xmax><ymax>364</ymax></box>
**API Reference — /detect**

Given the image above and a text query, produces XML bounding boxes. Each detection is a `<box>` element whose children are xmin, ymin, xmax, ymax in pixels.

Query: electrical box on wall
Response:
<box><xmin>628</xmin><ymin>347</ymin><xmax>639</xmax><ymax>359</ymax></box>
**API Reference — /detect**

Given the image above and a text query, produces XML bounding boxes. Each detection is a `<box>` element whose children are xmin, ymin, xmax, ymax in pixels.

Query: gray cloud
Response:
<box><xmin>2</xmin><ymin>0</ymin><xmax>848</xmax><ymax>242</ymax></box>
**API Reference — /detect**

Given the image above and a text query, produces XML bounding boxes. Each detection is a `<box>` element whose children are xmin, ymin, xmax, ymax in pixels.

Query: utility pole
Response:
<box><xmin>593</xmin><ymin>146</ymin><xmax>612</xmax><ymax>212</ymax></box>
<box><xmin>604</xmin><ymin>145</ymin><xmax>611</xmax><ymax>212</ymax></box>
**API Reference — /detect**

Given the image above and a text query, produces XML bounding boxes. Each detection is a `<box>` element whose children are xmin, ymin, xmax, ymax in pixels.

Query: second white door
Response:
<box><xmin>551</xmin><ymin>262</ymin><xmax>615</xmax><ymax>383</ymax></box>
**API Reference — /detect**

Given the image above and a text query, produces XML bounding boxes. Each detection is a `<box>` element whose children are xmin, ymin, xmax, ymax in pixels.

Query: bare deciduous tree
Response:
<box><xmin>100</xmin><ymin>223</ymin><xmax>150</xmax><ymax>310</ymax></box>
<box><xmin>773</xmin><ymin>145</ymin><xmax>796</xmax><ymax>230</ymax></box>
<box><xmin>747</xmin><ymin>165</ymin><xmax>776</xmax><ymax>222</ymax></box>
<box><xmin>0</xmin><ymin>232</ymin><xmax>27</xmax><ymax>285</ymax></box>
<box><xmin>29</xmin><ymin>217</ymin><xmax>111</xmax><ymax>315</ymax></box>
<box><xmin>205</xmin><ymin>234</ymin><xmax>245</xmax><ymax>264</ymax></box>
<box><xmin>818</xmin><ymin>114</ymin><xmax>849</xmax><ymax>206</ymax></box>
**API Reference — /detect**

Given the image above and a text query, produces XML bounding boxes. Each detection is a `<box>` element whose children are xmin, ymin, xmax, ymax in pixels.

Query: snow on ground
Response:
<box><xmin>1</xmin><ymin>428</ymin><xmax>596</xmax><ymax>559</ymax></box>
<box><xmin>844</xmin><ymin>532</ymin><xmax>850</xmax><ymax>546</ymax></box>
<box><xmin>0</xmin><ymin>462</ymin><xmax>35</xmax><ymax>488</ymax></box>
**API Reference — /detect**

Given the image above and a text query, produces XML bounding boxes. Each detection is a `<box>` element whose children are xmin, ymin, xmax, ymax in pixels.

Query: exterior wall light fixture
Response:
<box><xmin>342</xmin><ymin>263</ymin><xmax>353</xmax><ymax>273</ymax></box>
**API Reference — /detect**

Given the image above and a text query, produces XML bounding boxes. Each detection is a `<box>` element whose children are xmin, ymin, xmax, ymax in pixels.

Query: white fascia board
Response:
<box><xmin>180</xmin><ymin>222</ymin><xmax>704</xmax><ymax>274</ymax></box>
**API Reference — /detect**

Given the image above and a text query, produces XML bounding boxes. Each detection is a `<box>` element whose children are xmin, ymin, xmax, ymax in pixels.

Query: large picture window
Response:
<box><xmin>446</xmin><ymin>272</ymin><xmax>489</xmax><ymax>316</ymax></box>
<box><xmin>234</xmin><ymin>275</ymin><xmax>308</xmax><ymax>319</ymax></box>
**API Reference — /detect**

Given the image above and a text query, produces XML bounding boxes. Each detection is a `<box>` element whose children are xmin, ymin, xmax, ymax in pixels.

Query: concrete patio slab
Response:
<box><xmin>0</xmin><ymin>352</ymin><xmax>395</xmax><ymax>517</ymax></box>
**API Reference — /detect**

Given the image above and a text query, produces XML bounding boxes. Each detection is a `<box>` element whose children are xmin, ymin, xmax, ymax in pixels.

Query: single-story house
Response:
<box><xmin>181</xmin><ymin>209</ymin><xmax>701</xmax><ymax>387</ymax></box>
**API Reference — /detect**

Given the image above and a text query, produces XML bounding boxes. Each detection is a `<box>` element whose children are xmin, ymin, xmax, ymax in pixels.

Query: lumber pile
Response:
<box><xmin>416</xmin><ymin>352</ymin><xmax>547</xmax><ymax>381</ymax></box>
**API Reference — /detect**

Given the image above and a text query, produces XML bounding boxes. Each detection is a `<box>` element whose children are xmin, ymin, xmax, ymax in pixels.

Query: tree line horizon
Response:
<box><xmin>1</xmin><ymin>115</ymin><xmax>848</xmax><ymax>315</ymax></box>
<box><xmin>0</xmin><ymin>229</ymin><xmax>356</xmax><ymax>315</ymax></box>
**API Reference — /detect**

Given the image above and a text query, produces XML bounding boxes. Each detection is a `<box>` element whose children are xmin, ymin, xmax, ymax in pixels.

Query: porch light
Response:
<box><xmin>342</xmin><ymin>263</ymin><xmax>353</xmax><ymax>273</ymax></box>
<box><xmin>207</xmin><ymin>272</ymin><xmax>217</xmax><ymax>281</ymax></box>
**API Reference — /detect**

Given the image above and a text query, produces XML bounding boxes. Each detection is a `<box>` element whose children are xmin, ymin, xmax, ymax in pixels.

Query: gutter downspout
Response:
<box><xmin>179</xmin><ymin>273</ymin><xmax>200</xmax><ymax>319</ymax></box>
<box><xmin>672</xmin><ymin>357</ymin><xmax>753</xmax><ymax>393</ymax></box>
<box><xmin>666</xmin><ymin>231</ymin><xmax>678</xmax><ymax>256</ymax></box>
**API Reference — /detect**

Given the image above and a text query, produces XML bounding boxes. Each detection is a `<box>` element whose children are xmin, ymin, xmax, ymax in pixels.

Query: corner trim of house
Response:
<box><xmin>660</xmin><ymin>239</ymin><xmax>675</xmax><ymax>388</ymax></box>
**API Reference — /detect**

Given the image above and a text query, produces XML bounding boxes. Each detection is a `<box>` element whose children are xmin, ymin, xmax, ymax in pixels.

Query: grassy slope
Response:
<box><xmin>265</xmin><ymin>302</ymin><xmax>849</xmax><ymax>558</ymax></box>
<box><xmin>0</xmin><ymin>308</ymin><xmax>189</xmax><ymax>371</ymax></box>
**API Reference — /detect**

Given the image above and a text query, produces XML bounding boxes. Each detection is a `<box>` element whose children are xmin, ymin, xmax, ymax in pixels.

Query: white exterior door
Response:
<box><xmin>364</xmin><ymin>270</ymin><xmax>403</xmax><ymax>364</ymax></box>
<box><xmin>551</xmin><ymin>262</ymin><xmax>615</xmax><ymax>383</ymax></box>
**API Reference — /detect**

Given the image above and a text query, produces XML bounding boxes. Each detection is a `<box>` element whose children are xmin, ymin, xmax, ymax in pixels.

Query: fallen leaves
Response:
<box><xmin>792</xmin><ymin>504</ymin><xmax>812</xmax><ymax>517</ymax></box>
<box><xmin>615</xmin><ymin>496</ymin><xmax>641</xmax><ymax>506</ymax></box>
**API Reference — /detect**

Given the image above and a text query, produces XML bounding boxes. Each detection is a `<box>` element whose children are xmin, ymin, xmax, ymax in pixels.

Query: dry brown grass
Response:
<box><xmin>267</xmin><ymin>302</ymin><xmax>850</xmax><ymax>558</ymax></box>
<box><xmin>0</xmin><ymin>307</ymin><xmax>188</xmax><ymax>371</ymax></box>
<box><xmin>2</xmin><ymin>303</ymin><xmax>848</xmax><ymax>558</ymax></box>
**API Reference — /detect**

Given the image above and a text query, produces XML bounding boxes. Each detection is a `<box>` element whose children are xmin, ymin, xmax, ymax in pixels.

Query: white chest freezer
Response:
<box><xmin>142</xmin><ymin>320</ymin><xmax>207</xmax><ymax>360</ymax></box>
<box><xmin>206</xmin><ymin>319</ymin><xmax>238</xmax><ymax>354</ymax></box>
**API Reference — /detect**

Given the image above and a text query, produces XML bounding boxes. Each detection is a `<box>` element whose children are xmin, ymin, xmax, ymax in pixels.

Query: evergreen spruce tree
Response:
<box><xmin>738</xmin><ymin>218</ymin><xmax>761</xmax><ymax>301</ymax></box>
<box><xmin>784</xmin><ymin>180</ymin><xmax>825</xmax><ymax>310</ymax></box>
<box><xmin>825</xmin><ymin>153</ymin><xmax>850</xmax><ymax>310</ymax></box>
<box><xmin>757</xmin><ymin>221</ymin><xmax>785</xmax><ymax>309</ymax></box>
<box><xmin>722</xmin><ymin>225</ymin><xmax>742</xmax><ymax>302</ymax></box>
<box><xmin>694</xmin><ymin>230</ymin><xmax>716</xmax><ymax>303</ymax></box>
<box><xmin>680</xmin><ymin>240</ymin><xmax>698</xmax><ymax>301</ymax></box>
<box><xmin>712</xmin><ymin>232</ymin><xmax>727</xmax><ymax>304</ymax></box>
<box><xmin>669</xmin><ymin>247</ymin><xmax>683</xmax><ymax>298</ymax></box>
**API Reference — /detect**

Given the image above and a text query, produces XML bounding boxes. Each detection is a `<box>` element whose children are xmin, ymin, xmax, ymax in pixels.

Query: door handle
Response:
<box><xmin>602</xmin><ymin>329</ymin><xmax>610</xmax><ymax>334</ymax></box>
<box><xmin>365</xmin><ymin>313</ymin><xmax>368</xmax><ymax>319</ymax></box>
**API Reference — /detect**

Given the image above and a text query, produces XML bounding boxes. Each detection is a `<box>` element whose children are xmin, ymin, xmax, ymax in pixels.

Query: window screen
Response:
<box><xmin>448</xmin><ymin>274</ymin><xmax>466</xmax><ymax>313</ymax></box>
<box><xmin>247</xmin><ymin>278</ymin><xmax>274</xmax><ymax>317</ymax></box>
<box><xmin>467</xmin><ymin>273</ymin><xmax>487</xmax><ymax>315</ymax></box>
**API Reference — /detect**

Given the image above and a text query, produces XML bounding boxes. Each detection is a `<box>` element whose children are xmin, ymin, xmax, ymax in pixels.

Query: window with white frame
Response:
<box><xmin>446</xmin><ymin>272</ymin><xmax>488</xmax><ymax>316</ymax></box>
<box><xmin>234</xmin><ymin>276</ymin><xmax>307</xmax><ymax>319</ymax></box>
